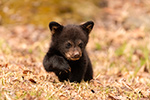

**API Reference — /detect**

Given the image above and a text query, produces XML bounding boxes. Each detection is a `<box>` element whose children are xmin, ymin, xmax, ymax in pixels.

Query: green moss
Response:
<box><xmin>0</xmin><ymin>0</ymin><xmax>100</xmax><ymax>27</ymax></box>
<box><xmin>95</xmin><ymin>43</ymin><xmax>102</xmax><ymax>50</ymax></box>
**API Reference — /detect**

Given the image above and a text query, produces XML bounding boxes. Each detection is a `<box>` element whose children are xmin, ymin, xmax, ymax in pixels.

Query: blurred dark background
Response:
<box><xmin>0</xmin><ymin>0</ymin><xmax>103</xmax><ymax>26</ymax></box>
<box><xmin>1</xmin><ymin>0</ymin><xmax>150</xmax><ymax>32</ymax></box>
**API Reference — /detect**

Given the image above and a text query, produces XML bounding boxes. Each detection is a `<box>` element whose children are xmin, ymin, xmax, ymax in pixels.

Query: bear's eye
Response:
<box><xmin>66</xmin><ymin>42</ymin><xmax>72</xmax><ymax>49</ymax></box>
<box><xmin>78</xmin><ymin>43</ymin><xmax>83</xmax><ymax>48</ymax></box>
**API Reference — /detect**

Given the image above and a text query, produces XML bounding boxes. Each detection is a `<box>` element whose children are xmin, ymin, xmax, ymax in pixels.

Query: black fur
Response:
<box><xmin>43</xmin><ymin>21</ymin><xmax>94</xmax><ymax>83</ymax></box>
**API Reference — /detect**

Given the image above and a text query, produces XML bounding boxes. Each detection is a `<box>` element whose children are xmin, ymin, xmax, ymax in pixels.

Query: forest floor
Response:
<box><xmin>0</xmin><ymin>0</ymin><xmax>150</xmax><ymax>100</ymax></box>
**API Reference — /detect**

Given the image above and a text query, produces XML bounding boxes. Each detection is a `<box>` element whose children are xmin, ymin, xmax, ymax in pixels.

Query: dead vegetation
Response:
<box><xmin>0</xmin><ymin>0</ymin><xmax>150</xmax><ymax>99</ymax></box>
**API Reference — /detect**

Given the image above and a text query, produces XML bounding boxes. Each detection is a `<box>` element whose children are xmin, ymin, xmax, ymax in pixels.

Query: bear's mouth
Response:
<box><xmin>69</xmin><ymin>57</ymin><xmax>80</xmax><ymax>61</ymax></box>
<box><xmin>65</xmin><ymin>53</ymin><xmax>81</xmax><ymax>61</ymax></box>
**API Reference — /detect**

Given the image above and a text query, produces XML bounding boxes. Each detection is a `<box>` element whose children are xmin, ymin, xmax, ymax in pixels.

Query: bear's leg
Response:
<box><xmin>84</xmin><ymin>61</ymin><xmax>93</xmax><ymax>81</ymax></box>
<box><xmin>69</xmin><ymin>67</ymin><xmax>85</xmax><ymax>83</ymax></box>
<box><xmin>43</xmin><ymin>54</ymin><xmax>70</xmax><ymax>73</ymax></box>
<box><xmin>56</xmin><ymin>72</ymin><xmax>69</xmax><ymax>82</ymax></box>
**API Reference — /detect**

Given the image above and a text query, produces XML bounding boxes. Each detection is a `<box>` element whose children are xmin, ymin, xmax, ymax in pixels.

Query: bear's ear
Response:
<box><xmin>49</xmin><ymin>21</ymin><xmax>63</xmax><ymax>34</ymax></box>
<box><xmin>80</xmin><ymin>21</ymin><xmax>94</xmax><ymax>34</ymax></box>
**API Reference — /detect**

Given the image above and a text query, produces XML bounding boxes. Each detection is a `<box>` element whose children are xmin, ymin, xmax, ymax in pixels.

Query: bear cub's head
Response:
<box><xmin>49</xmin><ymin>21</ymin><xmax>94</xmax><ymax>61</ymax></box>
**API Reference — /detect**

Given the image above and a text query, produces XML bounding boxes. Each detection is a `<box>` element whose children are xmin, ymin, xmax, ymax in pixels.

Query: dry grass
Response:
<box><xmin>0</xmin><ymin>23</ymin><xmax>150</xmax><ymax>99</ymax></box>
<box><xmin>1</xmin><ymin>0</ymin><xmax>150</xmax><ymax>99</ymax></box>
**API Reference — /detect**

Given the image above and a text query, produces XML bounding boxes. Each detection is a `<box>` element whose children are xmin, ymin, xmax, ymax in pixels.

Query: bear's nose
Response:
<box><xmin>73</xmin><ymin>52</ymin><xmax>80</xmax><ymax>58</ymax></box>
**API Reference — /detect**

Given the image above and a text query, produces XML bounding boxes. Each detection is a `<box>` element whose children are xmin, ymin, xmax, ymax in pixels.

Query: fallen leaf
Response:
<box><xmin>108</xmin><ymin>93</ymin><xmax>120</xmax><ymax>100</ymax></box>
<box><xmin>29</xmin><ymin>78</ymin><xmax>36</xmax><ymax>84</ymax></box>
<box><xmin>23</xmin><ymin>70</ymin><xmax>32</xmax><ymax>74</ymax></box>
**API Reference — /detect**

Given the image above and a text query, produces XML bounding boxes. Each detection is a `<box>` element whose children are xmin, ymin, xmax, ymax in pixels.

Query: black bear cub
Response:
<box><xmin>43</xmin><ymin>21</ymin><xmax>94</xmax><ymax>83</ymax></box>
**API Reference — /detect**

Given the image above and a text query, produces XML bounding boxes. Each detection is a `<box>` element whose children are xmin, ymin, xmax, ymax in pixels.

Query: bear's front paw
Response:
<box><xmin>59</xmin><ymin>63</ymin><xmax>71</xmax><ymax>73</ymax></box>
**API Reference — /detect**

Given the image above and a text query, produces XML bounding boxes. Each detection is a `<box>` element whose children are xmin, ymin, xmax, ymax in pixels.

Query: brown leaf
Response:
<box><xmin>29</xmin><ymin>78</ymin><xmax>36</xmax><ymax>84</ymax></box>
<box><xmin>5</xmin><ymin>63</ymin><xmax>8</xmax><ymax>67</ymax></box>
<box><xmin>39</xmin><ymin>75</ymin><xmax>45</xmax><ymax>80</ymax></box>
<box><xmin>108</xmin><ymin>93</ymin><xmax>120</xmax><ymax>100</ymax></box>
<box><xmin>23</xmin><ymin>70</ymin><xmax>32</xmax><ymax>74</ymax></box>
<box><xmin>116</xmin><ymin>71</ymin><xmax>122</xmax><ymax>77</ymax></box>
<box><xmin>59</xmin><ymin>95</ymin><xmax>68</xmax><ymax>100</ymax></box>
<box><xmin>12</xmin><ymin>79</ymin><xmax>21</xmax><ymax>83</ymax></box>
<box><xmin>144</xmin><ymin>66</ymin><xmax>149</xmax><ymax>73</ymax></box>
